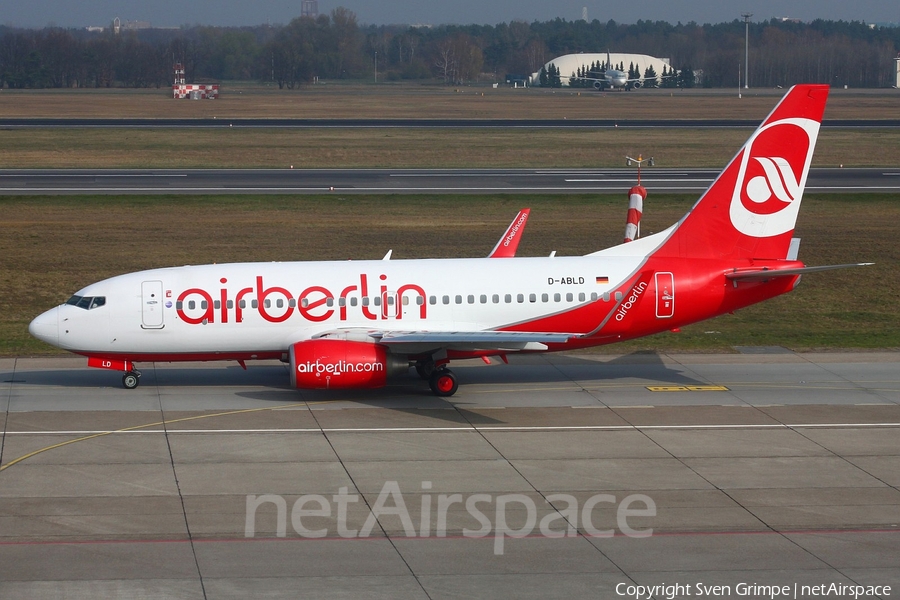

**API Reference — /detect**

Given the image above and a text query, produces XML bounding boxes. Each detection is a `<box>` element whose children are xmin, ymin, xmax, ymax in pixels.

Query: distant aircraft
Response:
<box><xmin>30</xmin><ymin>85</ymin><xmax>870</xmax><ymax>397</ymax></box>
<box><xmin>577</xmin><ymin>50</ymin><xmax>674</xmax><ymax>90</ymax></box>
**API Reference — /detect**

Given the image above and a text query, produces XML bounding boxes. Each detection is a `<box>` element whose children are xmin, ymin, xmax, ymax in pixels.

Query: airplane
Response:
<box><xmin>29</xmin><ymin>84</ymin><xmax>871</xmax><ymax>397</ymax></box>
<box><xmin>577</xmin><ymin>50</ymin><xmax>674</xmax><ymax>90</ymax></box>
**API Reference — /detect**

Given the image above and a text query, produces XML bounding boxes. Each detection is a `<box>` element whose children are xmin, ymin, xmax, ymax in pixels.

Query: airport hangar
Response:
<box><xmin>530</xmin><ymin>52</ymin><xmax>674</xmax><ymax>85</ymax></box>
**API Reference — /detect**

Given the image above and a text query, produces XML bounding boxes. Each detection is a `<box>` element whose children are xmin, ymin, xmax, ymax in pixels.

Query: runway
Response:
<box><xmin>2</xmin><ymin>118</ymin><xmax>899</xmax><ymax>129</ymax></box>
<box><xmin>1</xmin><ymin>351</ymin><xmax>898</xmax><ymax>599</ymax></box>
<box><xmin>2</xmin><ymin>167</ymin><xmax>899</xmax><ymax>195</ymax></box>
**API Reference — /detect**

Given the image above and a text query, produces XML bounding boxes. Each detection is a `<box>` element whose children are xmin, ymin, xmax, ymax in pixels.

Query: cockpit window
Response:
<box><xmin>66</xmin><ymin>295</ymin><xmax>107</xmax><ymax>310</ymax></box>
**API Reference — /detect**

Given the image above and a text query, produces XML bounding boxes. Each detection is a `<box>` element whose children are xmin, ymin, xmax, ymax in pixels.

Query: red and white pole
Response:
<box><xmin>624</xmin><ymin>185</ymin><xmax>646</xmax><ymax>243</ymax></box>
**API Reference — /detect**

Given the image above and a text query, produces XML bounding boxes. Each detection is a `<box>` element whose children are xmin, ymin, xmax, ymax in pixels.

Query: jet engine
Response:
<box><xmin>631</xmin><ymin>80</ymin><xmax>642</xmax><ymax>89</ymax></box>
<box><xmin>289</xmin><ymin>339</ymin><xmax>408</xmax><ymax>390</ymax></box>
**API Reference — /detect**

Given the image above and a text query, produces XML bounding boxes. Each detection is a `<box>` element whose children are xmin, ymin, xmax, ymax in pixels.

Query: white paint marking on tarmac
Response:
<box><xmin>7</xmin><ymin>422</ymin><xmax>900</xmax><ymax>435</ymax></box>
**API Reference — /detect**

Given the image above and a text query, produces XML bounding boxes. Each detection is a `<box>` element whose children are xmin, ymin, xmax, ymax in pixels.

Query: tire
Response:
<box><xmin>122</xmin><ymin>372</ymin><xmax>140</xmax><ymax>389</ymax></box>
<box><xmin>429</xmin><ymin>369</ymin><xmax>458</xmax><ymax>397</ymax></box>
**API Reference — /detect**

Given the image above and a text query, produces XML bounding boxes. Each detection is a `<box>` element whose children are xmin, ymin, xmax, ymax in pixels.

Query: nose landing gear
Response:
<box><xmin>122</xmin><ymin>370</ymin><xmax>141</xmax><ymax>389</ymax></box>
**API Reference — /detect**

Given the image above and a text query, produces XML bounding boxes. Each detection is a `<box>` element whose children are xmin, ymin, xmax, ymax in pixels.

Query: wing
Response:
<box><xmin>311</xmin><ymin>329</ymin><xmax>576</xmax><ymax>354</ymax></box>
<box><xmin>488</xmin><ymin>209</ymin><xmax>530</xmax><ymax>258</ymax></box>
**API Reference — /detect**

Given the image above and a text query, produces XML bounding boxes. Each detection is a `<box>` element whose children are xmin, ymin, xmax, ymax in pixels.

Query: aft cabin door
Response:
<box><xmin>141</xmin><ymin>280</ymin><xmax>165</xmax><ymax>329</ymax></box>
<box><xmin>655</xmin><ymin>272</ymin><xmax>675</xmax><ymax>319</ymax></box>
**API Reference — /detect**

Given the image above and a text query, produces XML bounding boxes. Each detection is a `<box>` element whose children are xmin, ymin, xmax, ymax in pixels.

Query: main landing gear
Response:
<box><xmin>122</xmin><ymin>370</ymin><xmax>141</xmax><ymax>389</ymax></box>
<box><xmin>428</xmin><ymin>368</ymin><xmax>458</xmax><ymax>397</ymax></box>
<box><xmin>415</xmin><ymin>358</ymin><xmax>459</xmax><ymax>396</ymax></box>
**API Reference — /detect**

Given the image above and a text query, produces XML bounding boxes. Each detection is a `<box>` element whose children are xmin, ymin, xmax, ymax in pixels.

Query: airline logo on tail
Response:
<box><xmin>729</xmin><ymin>117</ymin><xmax>819</xmax><ymax>238</ymax></box>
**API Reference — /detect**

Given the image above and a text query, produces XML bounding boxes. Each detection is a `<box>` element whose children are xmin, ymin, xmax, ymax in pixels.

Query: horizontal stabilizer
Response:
<box><xmin>725</xmin><ymin>263</ymin><xmax>873</xmax><ymax>281</ymax></box>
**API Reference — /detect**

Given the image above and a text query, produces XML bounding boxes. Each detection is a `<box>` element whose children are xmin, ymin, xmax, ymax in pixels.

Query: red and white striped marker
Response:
<box><xmin>624</xmin><ymin>185</ymin><xmax>646</xmax><ymax>243</ymax></box>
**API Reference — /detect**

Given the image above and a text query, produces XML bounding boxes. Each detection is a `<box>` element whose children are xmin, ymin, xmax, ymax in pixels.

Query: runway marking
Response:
<box><xmin>565</xmin><ymin>178</ymin><xmax>713</xmax><ymax>183</ymax></box>
<box><xmin>647</xmin><ymin>385</ymin><xmax>730</xmax><ymax>392</ymax></box>
<box><xmin>1</xmin><ymin>527</ymin><xmax>897</xmax><ymax>548</ymax></box>
<box><xmin>0</xmin><ymin>402</ymin><xmax>309</xmax><ymax>472</ymax></box>
<box><xmin>6</xmin><ymin>422</ymin><xmax>900</xmax><ymax>436</ymax></box>
<box><xmin>0</xmin><ymin>174</ymin><xmax>188</xmax><ymax>178</ymax></box>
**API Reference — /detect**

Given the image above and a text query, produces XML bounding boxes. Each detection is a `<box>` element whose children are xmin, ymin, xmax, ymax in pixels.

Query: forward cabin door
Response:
<box><xmin>141</xmin><ymin>280</ymin><xmax>165</xmax><ymax>329</ymax></box>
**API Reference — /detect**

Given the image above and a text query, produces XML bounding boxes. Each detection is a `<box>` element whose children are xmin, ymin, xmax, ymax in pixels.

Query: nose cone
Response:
<box><xmin>29</xmin><ymin>306</ymin><xmax>59</xmax><ymax>347</ymax></box>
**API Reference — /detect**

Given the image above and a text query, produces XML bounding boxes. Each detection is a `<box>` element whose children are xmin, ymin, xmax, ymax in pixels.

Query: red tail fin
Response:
<box><xmin>655</xmin><ymin>84</ymin><xmax>829</xmax><ymax>260</ymax></box>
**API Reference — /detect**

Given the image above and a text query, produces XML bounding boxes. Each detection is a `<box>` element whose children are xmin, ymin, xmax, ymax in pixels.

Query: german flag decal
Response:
<box><xmin>596</xmin><ymin>276</ymin><xmax>609</xmax><ymax>284</ymax></box>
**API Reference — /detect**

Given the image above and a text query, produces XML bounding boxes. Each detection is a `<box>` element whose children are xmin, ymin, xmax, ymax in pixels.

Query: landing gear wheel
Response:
<box><xmin>429</xmin><ymin>368</ymin><xmax>458</xmax><ymax>397</ymax></box>
<box><xmin>415</xmin><ymin>359</ymin><xmax>436</xmax><ymax>380</ymax></box>
<box><xmin>122</xmin><ymin>372</ymin><xmax>140</xmax><ymax>390</ymax></box>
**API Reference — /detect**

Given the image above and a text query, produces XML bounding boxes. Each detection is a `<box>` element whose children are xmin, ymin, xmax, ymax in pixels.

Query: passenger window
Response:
<box><xmin>429</xmin><ymin>296</ymin><xmax>437</xmax><ymax>305</ymax></box>
<box><xmin>264</xmin><ymin>300</ymin><xmax>271</xmax><ymax>308</ymax></box>
<box><xmin>176</xmin><ymin>301</ymin><xmax>183</xmax><ymax>310</ymax></box>
<box><xmin>239</xmin><ymin>300</ymin><xmax>246</xmax><ymax>309</ymax></box>
<box><xmin>188</xmin><ymin>301</ymin><xmax>196</xmax><ymax>310</ymax></box>
<box><xmin>541</xmin><ymin>293</ymin><xmax>548</xmax><ymax>302</ymax></box>
<box><xmin>615</xmin><ymin>292</ymin><xmax>623</xmax><ymax>301</ymax></box>
<box><xmin>289</xmin><ymin>299</ymin><xmax>297</xmax><ymax>308</ymax></box>
<box><xmin>566</xmin><ymin>293</ymin><xmax>573</xmax><ymax>302</ymax></box>
<box><xmin>227</xmin><ymin>300</ymin><xmax>234</xmax><ymax>309</ymax></box>
<box><xmin>214</xmin><ymin>300</ymin><xmax>221</xmax><ymax>310</ymax></box>
<box><xmin>415</xmin><ymin>296</ymin><xmax>424</xmax><ymax>306</ymax></box>
<box><xmin>492</xmin><ymin>294</ymin><xmax>499</xmax><ymax>304</ymax></box>
<box><xmin>374</xmin><ymin>297</ymin><xmax>382</xmax><ymax>306</ymax></box>
<box><xmin>505</xmin><ymin>294</ymin><xmax>512</xmax><ymax>303</ymax></box>
<box><xmin>554</xmin><ymin>293</ymin><xmax>561</xmax><ymax>302</ymax></box>
<box><xmin>578</xmin><ymin>292</ymin><xmax>585</xmax><ymax>302</ymax></box>
<box><xmin>350</xmin><ymin>297</ymin><xmax>358</xmax><ymax>306</ymax></box>
<box><xmin>362</xmin><ymin>297</ymin><xmax>370</xmax><ymax>306</ymax></box>
<box><xmin>480</xmin><ymin>295</ymin><xmax>487</xmax><ymax>304</ymax></box>
<box><xmin>251</xmin><ymin>300</ymin><xmax>259</xmax><ymax>309</ymax></box>
<box><xmin>442</xmin><ymin>295</ymin><xmax>450</xmax><ymax>305</ymax></box>
<box><xmin>467</xmin><ymin>295</ymin><xmax>475</xmax><ymax>304</ymax></box>
<box><xmin>517</xmin><ymin>294</ymin><xmax>524</xmax><ymax>303</ymax></box>
<box><xmin>338</xmin><ymin>298</ymin><xmax>345</xmax><ymax>307</ymax></box>
<box><xmin>529</xmin><ymin>294</ymin><xmax>536</xmax><ymax>303</ymax></box>
<box><xmin>455</xmin><ymin>295</ymin><xmax>462</xmax><ymax>304</ymax></box>
<box><xmin>326</xmin><ymin>298</ymin><xmax>334</xmax><ymax>307</ymax></box>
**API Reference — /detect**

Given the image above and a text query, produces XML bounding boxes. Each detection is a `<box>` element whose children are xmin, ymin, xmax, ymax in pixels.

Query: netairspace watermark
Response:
<box><xmin>616</xmin><ymin>582</ymin><xmax>892</xmax><ymax>600</ymax></box>
<box><xmin>245</xmin><ymin>481</ymin><xmax>656</xmax><ymax>554</ymax></box>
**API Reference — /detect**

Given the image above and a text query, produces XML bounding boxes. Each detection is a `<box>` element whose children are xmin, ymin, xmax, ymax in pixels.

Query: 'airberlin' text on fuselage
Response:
<box><xmin>175</xmin><ymin>274</ymin><xmax>426</xmax><ymax>325</ymax></box>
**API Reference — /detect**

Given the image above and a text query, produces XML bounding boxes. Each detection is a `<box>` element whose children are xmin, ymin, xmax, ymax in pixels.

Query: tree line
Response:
<box><xmin>1</xmin><ymin>11</ymin><xmax>898</xmax><ymax>89</ymax></box>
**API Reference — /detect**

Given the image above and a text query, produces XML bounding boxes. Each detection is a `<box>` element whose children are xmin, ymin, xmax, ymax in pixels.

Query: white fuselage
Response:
<box><xmin>30</xmin><ymin>234</ymin><xmax>664</xmax><ymax>358</ymax></box>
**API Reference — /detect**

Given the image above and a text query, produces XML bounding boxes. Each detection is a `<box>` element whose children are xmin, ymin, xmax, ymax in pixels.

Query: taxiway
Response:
<box><xmin>1</xmin><ymin>351</ymin><xmax>898</xmax><ymax>598</ymax></box>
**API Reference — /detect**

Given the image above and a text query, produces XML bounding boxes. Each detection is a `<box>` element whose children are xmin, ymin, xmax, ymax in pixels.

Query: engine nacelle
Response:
<box><xmin>289</xmin><ymin>339</ymin><xmax>407</xmax><ymax>390</ymax></box>
<box><xmin>593</xmin><ymin>81</ymin><xmax>603</xmax><ymax>90</ymax></box>
<box><xmin>632</xmin><ymin>80</ymin><xmax>642</xmax><ymax>89</ymax></box>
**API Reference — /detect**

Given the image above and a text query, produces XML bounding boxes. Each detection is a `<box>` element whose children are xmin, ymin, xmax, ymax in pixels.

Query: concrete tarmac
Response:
<box><xmin>1</xmin><ymin>351</ymin><xmax>898</xmax><ymax>599</ymax></box>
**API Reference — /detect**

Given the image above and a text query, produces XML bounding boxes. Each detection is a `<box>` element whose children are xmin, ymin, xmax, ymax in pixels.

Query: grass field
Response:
<box><xmin>0</xmin><ymin>85</ymin><xmax>896</xmax><ymax>120</ymax></box>
<box><xmin>2</xmin><ymin>85</ymin><xmax>899</xmax><ymax>169</ymax></box>
<box><xmin>2</xmin><ymin>194</ymin><xmax>896</xmax><ymax>357</ymax></box>
<box><xmin>3</xmin><ymin>128</ymin><xmax>900</xmax><ymax>169</ymax></box>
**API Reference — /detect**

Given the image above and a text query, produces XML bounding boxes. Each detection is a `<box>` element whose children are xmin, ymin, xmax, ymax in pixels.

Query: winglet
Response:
<box><xmin>488</xmin><ymin>209</ymin><xmax>530</xmax><ymax>258</ymax></box>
